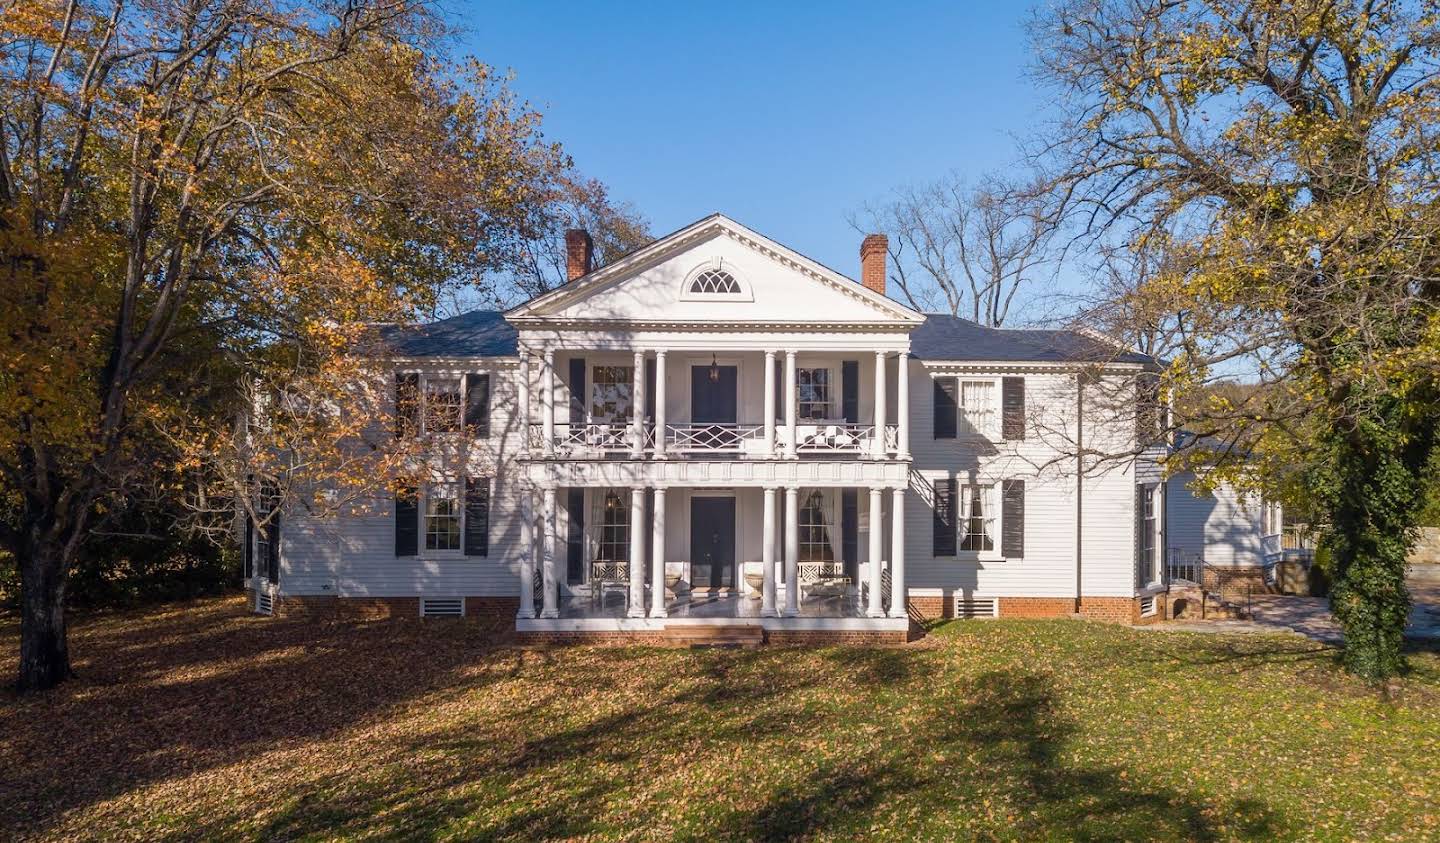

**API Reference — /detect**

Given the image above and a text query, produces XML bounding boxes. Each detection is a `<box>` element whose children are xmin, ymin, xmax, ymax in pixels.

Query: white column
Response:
<box><xmin>653</xmin><ymin>351</ymin><xmax>668</xmax><ymax>458</ymax></box>
<box><xmin>519</xmin><ymin>353</ymin><xmax>531</xmax><ymax>457</ymax></box>
<box><xmin>518</xmin><ymin>488</ymin><xmax>535</xmax><ymax>618</ymax></box>
<box><xmin>889</xmin><ymin>486</ymin><xmax>907</xmax><ymax>619</ymax></box>
<box><xmin>761</xmin><ymin>486</ymin><xmax>778</xmax><ymax>617</ymax></box>
<box><xmin>763</xmin><ymin>350</ymin><xmax>777</xmax><ymax>458</ymax></box>
<box><xmin>628</xmin><ymin>486</ymin><xmax>646</xmax><ymax>617</ymax></box>
<box><xmin>867</xmin><ymin>487</ymin><xmax>885</xmax><ymax>617</ymax></box>
<box><xmin>872</xmin><ymin>351</ymin><xmax>888</xmax><ymax>459</ymax></box>
<box><xmin>631</xmin><ymin>352</ymin><xmax>646</xmax><ymax>459</ymax></box>
<box><xmin>650</xmin><ymin>487</ymin><xmax>667</xmax><ymax>617</ymax></box>
<box><xmin>542</xmin><ymin>350</ymin><xmax>556</xmax><ymax>457</ymax></box>
<box><xmin>784</xmin><ymin>350</ymin><xmax>798</xmax><ymax>458</ymax></box>
<box><xmin>784</xmin><ymin>486</ymin><xmax>799</xmax><ymax>616</ymax></box>
<box><xmin>897</xmin><ymin>351</ymin><xmax>910</xmax><ymax>460</ymax></box>
<box><xmin>540</xmin><ymin>486</ymin><xmax>558</xmax><ymax>618</ymax></box>
<box><xmin>624</xmin><ymin>484</ymin><xmax>648</xmax><ymax>613</ymax></box>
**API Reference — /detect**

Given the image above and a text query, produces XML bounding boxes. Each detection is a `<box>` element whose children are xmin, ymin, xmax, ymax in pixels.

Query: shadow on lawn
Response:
<box><xmin>204</xmin><ymin>653</ymin><xmax>1271</xmax><ymax>841</ymax></box>
<box><xmin>0</xmin><ymin>598</ymin><xmax>509</xmax><ymax>836</ymax></box>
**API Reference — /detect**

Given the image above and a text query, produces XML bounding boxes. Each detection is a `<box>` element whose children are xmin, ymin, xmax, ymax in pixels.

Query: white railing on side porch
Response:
<box><xmin>527</xmin><ymin>422</ymin><xmax>654</xmax><ymax>454</ymax></box>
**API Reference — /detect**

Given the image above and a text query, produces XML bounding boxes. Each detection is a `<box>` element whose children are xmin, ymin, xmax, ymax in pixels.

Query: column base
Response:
<box><xmin>782</xmin><ymin>606</ymin><xmax>799</xmax><ymax>618</ymax></box>
<box><xmin>760</xmin><ymin>606</ymin><xmax>778</xmax><ymax>618</ymax></box>
<box><xmin>516</xmin><ymin>609</ymin><xmax>537</xmax><ymax>620</ymax></box>
<box><xmin>626</xmin><ymin>607</ymin><xmax>646</xmax><ymax>619</ymax></box>
<box><xmin>866</xmin><ymin>609</ymin><xmax>887</xmax><ymax>619</ymax></box>
<box><xmin>540</xmin><ymin>608</ymin><xmax>560</xmax><ymax>619</ymax></box>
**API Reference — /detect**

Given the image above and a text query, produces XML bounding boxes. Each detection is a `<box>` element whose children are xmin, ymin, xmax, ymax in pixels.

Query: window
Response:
<box><xmin>797</xmin><ymin>368</ymin><xmax>832</xmax><ymax>420</ymax></box>
<box><xmin>957</xmin><ymin>381</ymin><xmax>995</xmax><ymax>436</ymax></box>
<box><xmin>959</xmin><ymin>484</ymin><xmax>995</xmax><ymax>552</ymax></box>
<box><xmin>424</xmin><ymin>486</ymin><xmax>461</xmax><ymax>551</ymax></box>
<box><xmin>590</xmin><ymin>366</ymin><xmax>634</xmax><ymax>424</ymax></box>
<box><xmin>798</xmin><ymin>490</ymin><xmax>835</xmax><ymax>563</ymax></box>
<box><xmin>689</xmin><ymin>268</ymin><xmax>741</xmax><ymax>294</ymax></box>
<box><xmin>254</xmin><ymin>482</ymin><xmax>278</xmax><ymax>579</ymax></box>
<box><xmin>1141</xmin><ymin>485</ymin><xmax>1157</xmax><ymax>583</ymax></box>
<box><xmin>424</xmin><ymin>377</ymin><xmax>462</xmax><ymax>433</ymax></box>
<box><xmin>596</xmin><ymin>490</ymin><xmax>629</xmax><ymax>562</ymax></box>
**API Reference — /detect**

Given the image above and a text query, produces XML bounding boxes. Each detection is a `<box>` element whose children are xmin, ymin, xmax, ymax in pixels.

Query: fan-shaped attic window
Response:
<box><xmin>690</xmin><ymin>269</ymin><xmax>741</xmax><ymax>295</ymax></box>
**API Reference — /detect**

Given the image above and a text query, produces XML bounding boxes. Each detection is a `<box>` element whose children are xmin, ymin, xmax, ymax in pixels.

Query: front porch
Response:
<box><xmin>516</xmin><ymin>588</ymin><xmax>910</xmax><ymax>638</ymax></box>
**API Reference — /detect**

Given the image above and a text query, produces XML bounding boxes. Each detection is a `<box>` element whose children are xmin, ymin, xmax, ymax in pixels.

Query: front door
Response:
<box><xmin>691</xmin><ymin>365</ymin><xmax>738</xmax><ymax>449</ymax></box>
<box><xmin>690</xmin><ymin>496</ymin><xmax>736</xmax><ymax>589</ymax></box>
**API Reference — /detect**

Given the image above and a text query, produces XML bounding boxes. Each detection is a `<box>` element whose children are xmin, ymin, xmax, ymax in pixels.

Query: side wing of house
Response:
<box><xmin>1165</xmin><ymin>472</ymin><xmax>1267</xmax><ymax>568</ymax></box>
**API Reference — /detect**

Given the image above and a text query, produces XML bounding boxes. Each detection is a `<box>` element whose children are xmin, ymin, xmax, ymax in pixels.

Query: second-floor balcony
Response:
<box><xmin>526</xmin><ymin>421</ymin><xmax>901</xmax><ymax>459</ymax></box>
<box><xmin>517</xmin><ymin>346</ymin><xmax>912</xmax><ymax>462</ymax></box>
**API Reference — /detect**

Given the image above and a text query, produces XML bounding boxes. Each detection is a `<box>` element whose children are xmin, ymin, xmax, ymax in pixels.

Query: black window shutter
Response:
<box><xmin>841</xmin><ymin>361</ymin><xmax>860</xmax><ymax>423</ymax></box>
<box><xmin>566</xmin><ymin>488</ymin><xmax>585</xmax><ymax>584</ymax></box>
<box><xmin>1002</xmin><ymin>479</ymin><xmax>1025</xmax><ymax>558</ymax></box>
<box><xmin>395</xmin><ymin>485</ymin><xmax>418</xmax><ymax>557</ymax></box>
<box><xmin>395</xmin><ymin>373</ymin><xmax>419</xmax><ymax>438</ymax></box>
<box><xmin>1136</xmin><ymin>375</ymin><xmax>1161</xmax><ymax>445</ymax></box>
<box><xmin>465</xmin><ymin>373</ymin><xmax>491</xmax><ymax>436</ymax></box>
<box><xmin>933</xmin><ymin>477</ymin><xmax>957</xmax><ymax>556</ymax></box>
<box><xmin>266</xmin><ymin>511</ymin><xmax>281</xmax><ymax>582</ymax></box>
<box><xmin>464</xmin><ymin>477</ymin><xmax>489</xmax><ymax>557</ymax></box>
<box><xmin>244</xmin><ymin>515</ymin><xmax>254</xmax><ymax>580</ymax></box>
<box><xmin>934</xmin><ymin>377</ymin><xmax>958</xmax><ymax>439</ymax></box>
<box><xmin>774</xmin><ymin>358</ymin><xmax>784</xmax><ymax>420</ymax></box>
<box><xmin>645</xmin><ymin>358</ymin><xmax>656</xmax><ymax>421</ymax></box>
<box><xmin>1002</xmin><ymin>376</ymin><xmax>1026</xmax><ymax>440</ymax></box>
<box><xmin>841</xmin><ymin>488</ymin><xmax>858</xmax><ymax>580</ymax></box>
<box><xmin>569</xmin><ymin>359</ymin><xmax>587</xmax><ymax>425</ymax></box>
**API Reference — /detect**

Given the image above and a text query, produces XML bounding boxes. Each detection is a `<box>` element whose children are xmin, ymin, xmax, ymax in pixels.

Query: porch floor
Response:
<box><xmin>559</xmin><ymin>589</ymin><xmax>867</xmax><ymax>620</ymax></box>
<box><xmin>517</xmin><ymin>588</ymin><xmax>910</xmax><ymax>634</ymax></box>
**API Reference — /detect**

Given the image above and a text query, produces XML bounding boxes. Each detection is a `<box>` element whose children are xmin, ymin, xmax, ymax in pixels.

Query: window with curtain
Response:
<box><xmin>424</xmin><ymin>377</ymin><xmax>463</xmax><ymax>433</ymax></box>
<box><xmin>798</xmin><ymin>490</ymin><xmax>835</xmax><ymax>563</ymax></box>
<box><xmin>424</xmin><ymin>485</ymin><xmax>461</xmax><ymax>551</ymax></box>
<box><xmin>797</xmin><ymin>368</ymin><xmax>831</xmax><ymax>419</ymax></box>
<box><xmin>596</xmin><ymin>490</ymin><xmax>630</xmax><ymax>562</ymax></box>
<box><xmin>959</xmin><ymin>484</ymin><xmax>995</xmax><ymax>552</ymax></box>
<box><xmin>958</xmin><ymin>380</ymin><xmax>995</xmax><ymax>435</ymax></box>
<box><xmin>590</xmin><ymin>366</ymin><xmax>633</xmax><ymax>423</ymax></box>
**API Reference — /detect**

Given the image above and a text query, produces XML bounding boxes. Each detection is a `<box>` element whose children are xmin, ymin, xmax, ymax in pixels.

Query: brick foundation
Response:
<box><xmin>906</xmin><ymin>593</ymin><xmax>1168</xmax><ymax>625</ymax></box>
<box><xmin>269</xmin><ymin>595</ymin><xmax>519</xmax><ymax>624</ymax></box>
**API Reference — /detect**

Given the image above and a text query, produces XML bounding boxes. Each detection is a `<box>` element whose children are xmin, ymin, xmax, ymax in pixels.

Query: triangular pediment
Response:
<box><xmin>507</xmin><ymin>215</ymin><xmax>923</xmax><ymax>327</ymax></box>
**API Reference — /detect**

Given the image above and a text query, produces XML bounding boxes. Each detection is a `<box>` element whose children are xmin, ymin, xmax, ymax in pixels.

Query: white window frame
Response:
<box><xmin>422</xmin><ymin>376</ymin><xmax>463</xmax><ymax>434</ymax></box>
<box><xmin>958</xmin><ymin>482</ymin><xmax>999</xmax><ymax>556</ymax></box>
<box><xmin>796</xmin><ymin>367</ymin><xmax>834</xmax><ymax>421</ymax></box>
<box><xmin>421</xmin><ymin>482</ymin><xmax>463</xmax><ymax>556</ymax></box>
<box><xmin>593</xmin><ymin>488</ymin><xmax>631</xmax><ymax>564</ymax></box>
<box><xmin>798</xmin><ymin>488</ymin><xmax>838</xmax><ymax>564</ymax></box>
<box><xmin>678</xmin><ymin>259</ymin><xmax>754</xmax><ymax>302</ymax></box>
<box><xmin>589</xmin><ymin>364</ymin><xmax>635</xmax><ymax>425</ymax></box>
<box><xmin>956</xmin><ymin>379</ymin><xmax>998</xmax><ymax>438</ymax></box>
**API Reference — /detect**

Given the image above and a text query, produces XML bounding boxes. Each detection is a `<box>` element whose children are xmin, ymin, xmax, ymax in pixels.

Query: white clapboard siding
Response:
<box><xmin>1166</xmin><ymin>473</ymin><xmax>1266</xmax><ymax>567</ymax></box>
<box><xmin>904</xmin><ymin>363</ymin><xmax>1141</xmax><ymax>599</ymax></box>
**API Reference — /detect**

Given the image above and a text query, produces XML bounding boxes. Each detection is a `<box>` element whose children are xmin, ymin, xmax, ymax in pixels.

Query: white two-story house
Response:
<box><xmin>244</xmin><ymin>214</ymin><xmax>1188</xmax><ymax>643</ymax></box>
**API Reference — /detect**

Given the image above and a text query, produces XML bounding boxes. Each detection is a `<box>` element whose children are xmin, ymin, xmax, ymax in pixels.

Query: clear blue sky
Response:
<box><xmin>454</xmin><ymin>1</ymin><xmax>1043</xmax><ymax>278</ymax></box>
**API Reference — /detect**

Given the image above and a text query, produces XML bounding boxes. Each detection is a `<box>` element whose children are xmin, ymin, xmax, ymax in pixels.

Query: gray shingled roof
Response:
<box><xmin>377</xmin><ymin>308</ymin><xmax>1154</xmax><ymax>366</ymax></box>
<box><xmin>378</xmin><ymin>310</ymin><xmax>518</xmax><ymax>357</ymax></box>
<box><xmin>910</xmin><ymin>313</ymin><xmax>1155</xmax><ymax>365</ymax></box>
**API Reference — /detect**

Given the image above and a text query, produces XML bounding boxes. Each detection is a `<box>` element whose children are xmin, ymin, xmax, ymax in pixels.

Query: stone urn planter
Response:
<box><xmin>744</xmin><ymin>572</ymin><xmax>764</xmax><ymax>598</ymax></box>
<box><xmin>665</xmin><ymin>573</ymin><xmax>683</xmax><ymax>599</ymax></box>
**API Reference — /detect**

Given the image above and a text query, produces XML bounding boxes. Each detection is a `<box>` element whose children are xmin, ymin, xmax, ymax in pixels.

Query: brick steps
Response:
<box><xmin>663</xmin><ymin>623</ymin><xmax>765</xmax><ymax>649</ymax></box>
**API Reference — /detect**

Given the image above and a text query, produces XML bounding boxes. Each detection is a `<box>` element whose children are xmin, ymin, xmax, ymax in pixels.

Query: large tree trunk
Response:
<box><xmin>16</xmin><ymin>540</ymin><xmax>73</xmax><ymax>693</ymax></box>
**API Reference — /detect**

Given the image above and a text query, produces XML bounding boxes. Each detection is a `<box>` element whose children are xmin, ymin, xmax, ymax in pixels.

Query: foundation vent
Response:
<box><xmin>421</xmin><ymin>598</ymin><xmax>465</xmax><ymax>617</ymax></box>
<box><xmin>1140</xmin><ymin>596</ymin><xmax>1157</xmax><ymax>617</ymax></box>
<box><xmin>953</xmin><ymin>597</ymin><xmax>998</xmax><ymax>619</ymax></box>
<box><xmin>255</xmin><ymin>591</ymin><xmax>274</xmax><ymax>616</ymax></box>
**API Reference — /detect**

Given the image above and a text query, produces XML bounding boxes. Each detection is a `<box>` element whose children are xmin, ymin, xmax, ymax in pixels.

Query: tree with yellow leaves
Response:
<box><xmin>0</xmin><ymin>0</ymin><xmax>576</xmax><ymax>692</ymax></box>
<box><xmin>1033</xmin><ymin>0</ymin><xmax>1440</xmax><ymax>679</ymax></box>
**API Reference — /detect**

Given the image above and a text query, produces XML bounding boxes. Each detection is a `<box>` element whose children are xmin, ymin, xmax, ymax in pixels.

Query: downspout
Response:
<box><xmin>1075</xmin><ymin>372</ymin><xmax>1084</xmax><ymax>614</ymax></box>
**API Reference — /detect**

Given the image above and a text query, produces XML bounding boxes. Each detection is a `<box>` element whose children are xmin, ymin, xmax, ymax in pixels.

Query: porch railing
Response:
<box><xmin>667</xmin><ymin>423</ymin><xmax>770</xmax><ymax>454</ymax></box>
<box><xmin>527</xmin><ymin>421</ymin><xmax>902</xmax><ymax>458</ymax></box>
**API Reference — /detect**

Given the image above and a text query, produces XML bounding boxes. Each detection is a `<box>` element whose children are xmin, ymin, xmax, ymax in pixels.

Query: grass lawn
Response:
<box><xmin>2</xmin><ymin>597</ymin><xmax>1439</xmax><ymax>841</ymax></box>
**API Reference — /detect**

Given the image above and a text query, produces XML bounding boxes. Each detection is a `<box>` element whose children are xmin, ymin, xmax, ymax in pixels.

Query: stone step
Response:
<box><xmin>663</xmin><ymin>624</ymin><xmax>765</xmax><ymax>649</ymax></box>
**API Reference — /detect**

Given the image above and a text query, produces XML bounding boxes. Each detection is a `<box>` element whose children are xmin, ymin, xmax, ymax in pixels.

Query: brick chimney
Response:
<box><xmin>860</xmin><ymin>233</ymin><xmax>888</xmax><ymax>296</ymax></box>
<box><xmin>565</xmin><ymin>228</ymin><xmax>594</xmax><ymax>281</ymax></box>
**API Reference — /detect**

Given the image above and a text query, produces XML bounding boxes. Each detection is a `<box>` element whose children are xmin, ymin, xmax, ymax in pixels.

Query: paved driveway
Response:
<box><xmin>1243</xmin><ymin>566</ymin><xmax>1440</xmax><ymax>643</ymax></box>
<box><xmin>1158</xmin><ymin>566</ymin><xmax>1440</xmax><ymax>643</ymax></box>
